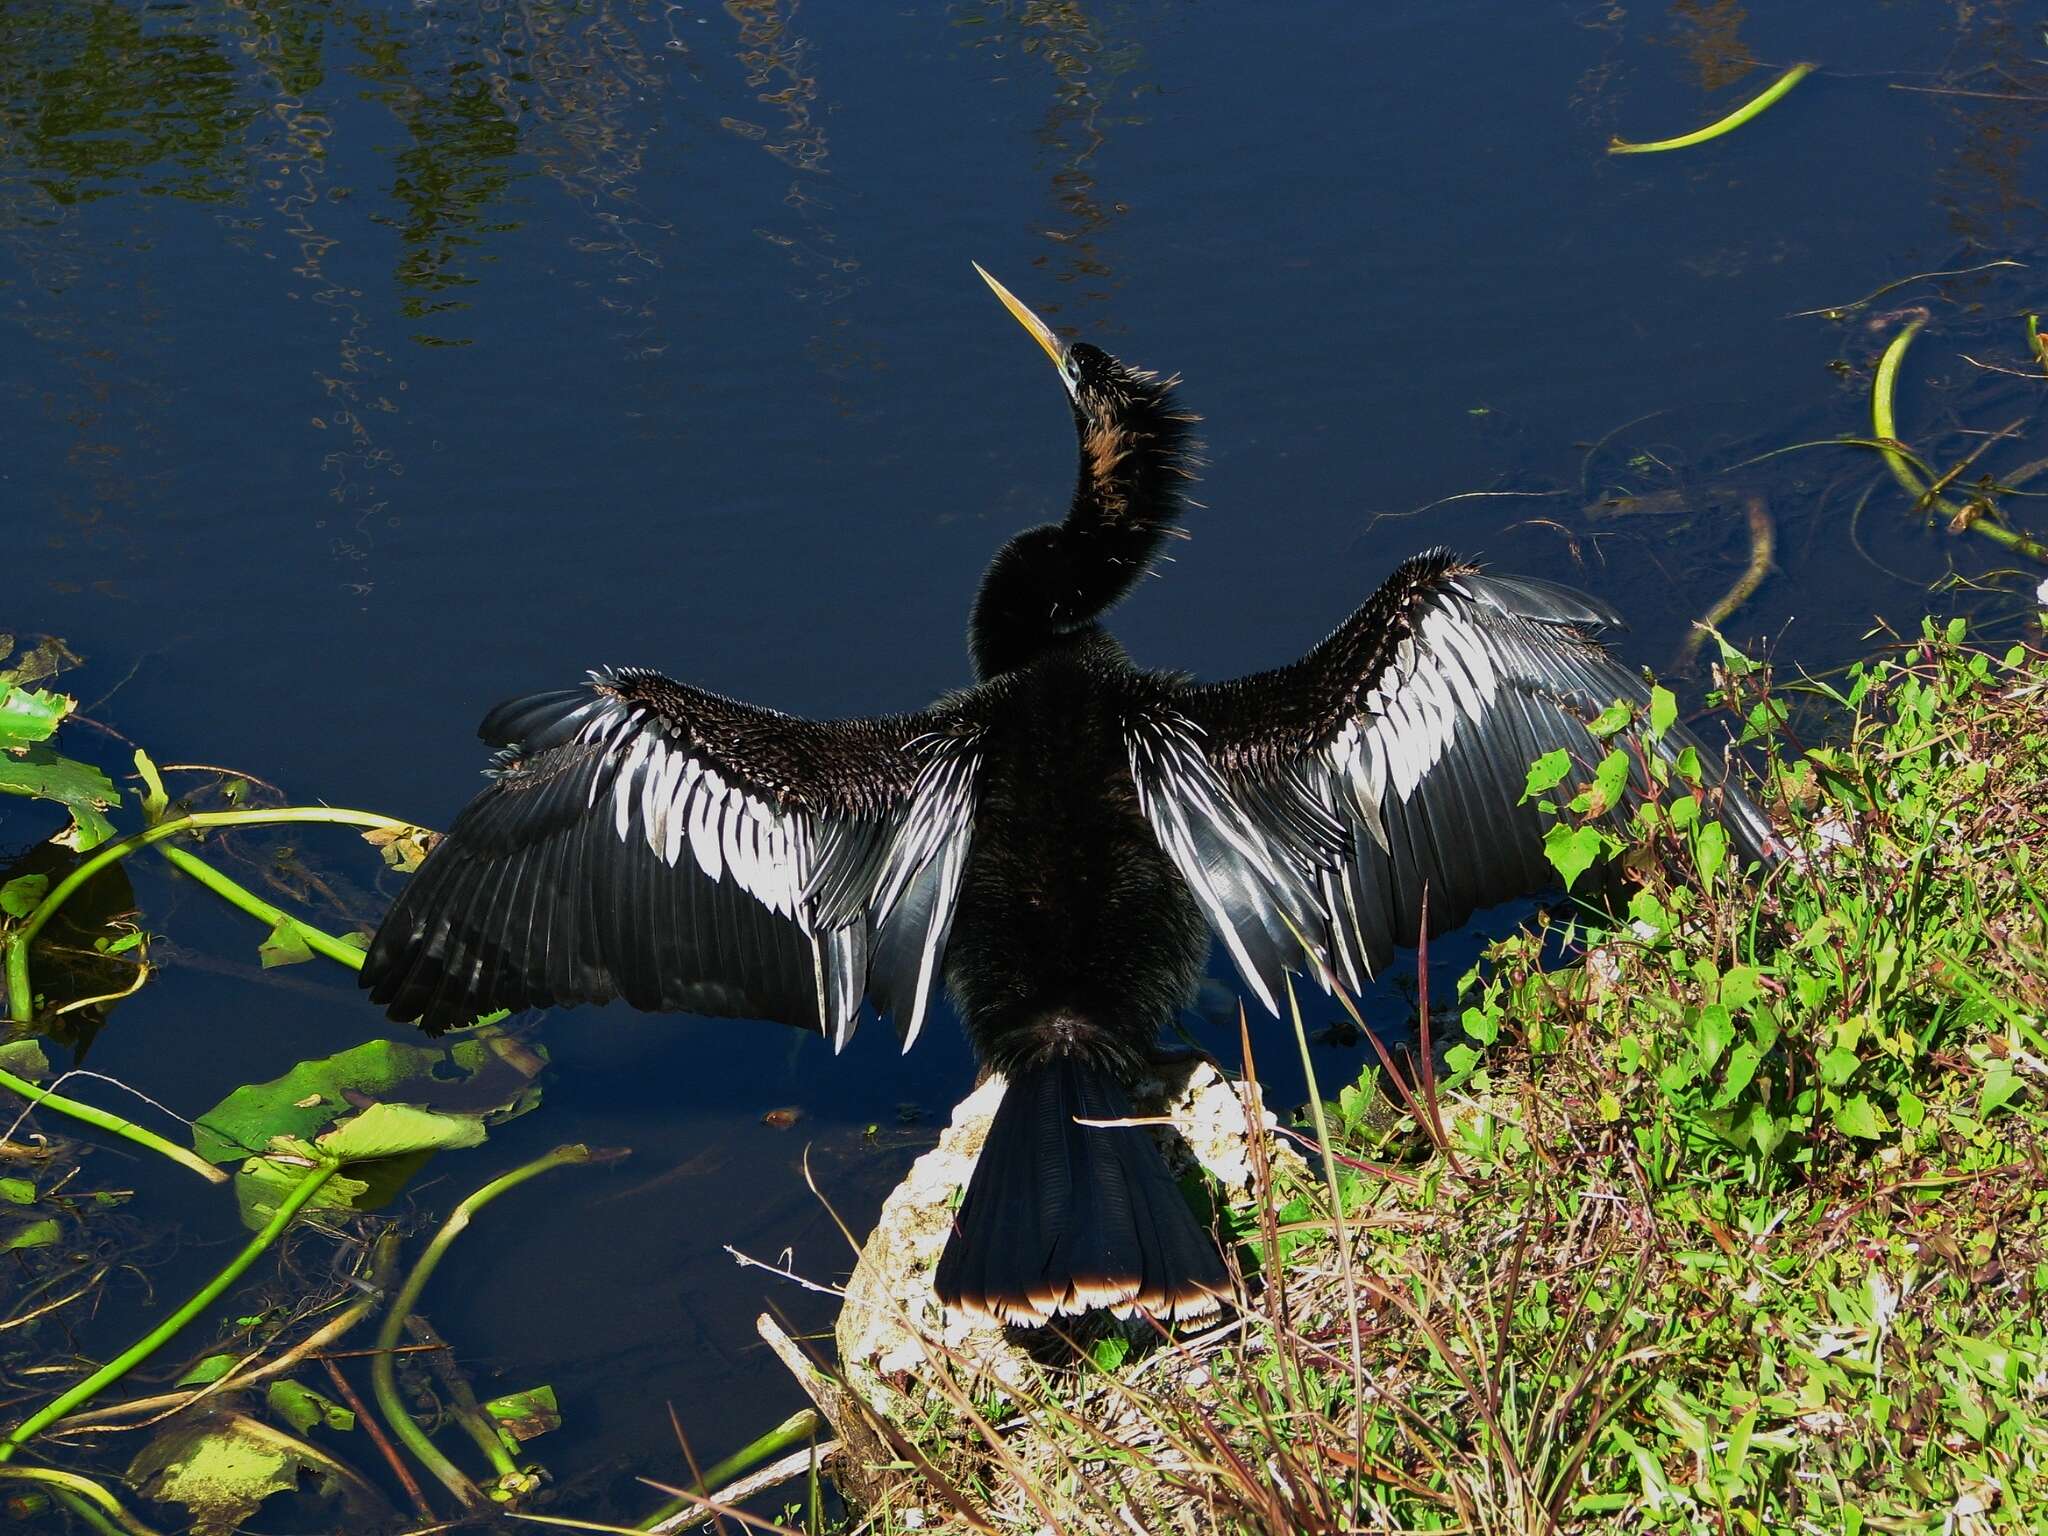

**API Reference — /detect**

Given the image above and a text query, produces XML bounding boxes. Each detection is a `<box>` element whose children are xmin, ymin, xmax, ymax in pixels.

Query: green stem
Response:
<box><xmin>372</xmin><ymin>1146</ymin><xmax>606</xmax><ymax>1507</ymax></box>
<box><xmin>151</xmin><ymin>843</ymin><xmax>367</xmax><ymax>971</ymax></box>
<box><xmin>0</xmin><ymin>1159</ymin><xmax>338</xmax><ymax>1462</ymax></box>
<box><xmin>636</xmin><ymin>1408</ymin><xmax>822</xmax><ymax>1530</ymax></box>
<box><xmin>1872</xmin><ymin>321</ymin><xmax>2048</xmax><ymax>567</ymax></box>
<box><xmin>6</xmin><ymin>806</ymin><xmax>414</xmax><ymax>1021</ymax></box>
<box><xmin>1609</xmin><ymin>61</ymin><xmax>1813</xmax><ymax>154</ymax></box>
<box><xmin>0</xmin><ymin>1061</ymin><xmax>227</xmax><ymax>1185</ymax></box>
<box><xmin>0</xmin><ymin>1467</ymin><xmax>159</xmax><ymax>1536</ymax></box>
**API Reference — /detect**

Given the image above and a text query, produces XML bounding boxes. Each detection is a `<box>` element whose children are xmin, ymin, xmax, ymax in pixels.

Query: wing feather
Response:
<box><xmin>1126</xmin><ymin>549</ymin><xmax>1780</xmax><ymax>1011</ymax></box>
<box><xmin>363</xmin><ymin>668</ymin><xmax>982</xmax><ymax>1042</ymax></box>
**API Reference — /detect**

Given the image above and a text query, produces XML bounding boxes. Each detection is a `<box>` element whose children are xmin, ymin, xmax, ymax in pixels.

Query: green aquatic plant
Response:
<box><xmin>1608</xmin><ymin>61</ymin><xmax>1814</xmax><ymax>155</ymax></box>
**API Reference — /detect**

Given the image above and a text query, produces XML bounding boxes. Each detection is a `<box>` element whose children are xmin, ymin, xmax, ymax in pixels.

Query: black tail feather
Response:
<box><xmin>933</xmin><ymin>1056</ymin><xmax>1229</xmax><ymax>1326</ymax></box>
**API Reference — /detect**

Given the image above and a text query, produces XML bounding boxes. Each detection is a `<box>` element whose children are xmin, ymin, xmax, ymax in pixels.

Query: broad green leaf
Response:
<box><xmin>319</xmin><ymin>1102</ymin><xmax>487</xmax><ymax>1162</ymax></box>
<box><xmin>0</xmin><ymin>745</ymin><xmax>120</xmax><ymax>850</ymax></box>
<box><xmin>129</xmin><ymin>1413</ymin><xmax>339</xmax><ymax>1536</ymax></box>
<box><xmin>1719</xmin><ymin>965</ymin><xmax>1762</xmax><ymax>1014</ymax></box>
<box><xmin>483</xmin><ymin>1385</ymin><xmax>560</xmax><ymax>1442</ymax></box>
<box><xmin>1696</xmin><ymin>1005</ymin><xmax>1734</xmax><ymax>1068</ymax></box>
<box><xmin>1523</xmin><ymin>749</ymin><xmax>1571</xmax><ymax>801</ymax></box>
<box><xmin>178</xmin><ymin>1354</ymin><xmax>241</xmax><ymax>1388</ymax></box>
<box><xmin>233</xmin><ymin>1159</ymin><xmax>372</xmax><ymax>1231</ymax></box>
<box><xmin>1833</xmin><ymin>1094</ymin><xmax>1891</xmax><ymax>1140</ymax></box>
<box><xmin>1980</xmin><ymin>1064</ymin><xmax>2022</xmax><ymax>1117</ymax></box>
<box><xmin>1587</xmin><ymin>699</ymin><xmax>1634</xmax><ymax>741</ymax></box>
<box><xmin>1818</xmin><ymin>1047</ymin><xmax>1860</xmax><ymax>1087</ymax></box>
<box><xmin>0</xmin><ymin>1039</ymin><xmax>50</xmax><ymax>1077</ymax></box>
<box><xmin>193</xmin><ymin>1032</ymin><xmax>546</xmax><ymax>1164</ymax></box>
<box><xmin>1649</xmin><ymin>685</ymin><xmax>1678</xmax><ymax>742</ymax></box>
<box><xmin>1</xmin><ymin>872</ymin><xmax>48</xmax><ymax>918</ymax></box>
<box><xmin>1542</xmin><ymin>823</ymin><xmax>1603</xmax><ymax>890</ymax></box>
<box><xmin>1711</xmin><ymin>1043</ymin><xmax>1760</xmax><ymax>1107</ymax></box>
<box><xmin>2</xmin><ymin>1218</ymin><xmax>61</xmax><ymax>1252</ymax></box>
<box><xmin>0</xmin><ymin>683</ymin><xmax>69</xmax><ymax>750</ymax></box>
<box><xmin>1588</xmin><ymin>748</ymin><xmax>1631</xmax><ymax>816</ymax></box>
<box><xmin>0</xmin><ymin>1177</ymin><xmax>35</xmax><ymax>1204</ymax></box>
<box><xmin>1693</xmin><ymin>819</ymin><xmax>1727</xmax><ymax>885</ymax></box>
<box><xmin>267</xmin><ymin>1380</ymin><xmax>354</xmax><ymax>1434</ymax></box>
<box><xmin>258</xmin><ymin>920</ymin><xmax>314</xmax><ymax>969</ymax></box>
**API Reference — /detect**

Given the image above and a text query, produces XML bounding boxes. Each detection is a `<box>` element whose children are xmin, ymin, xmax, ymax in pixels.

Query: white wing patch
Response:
<box><xmin>1334</xmin><ymin>601</ymin><xmax>1501</xmax><ymax>826</ymax></box>
<box><xmin>614</xmin><ymin>736</ymin><xmax>808</xmax><ymax>930</ymax></box>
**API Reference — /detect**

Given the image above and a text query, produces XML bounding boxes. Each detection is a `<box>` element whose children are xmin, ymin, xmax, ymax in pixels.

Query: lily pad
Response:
<box><xmin>0</xmin><ymin>743</ymin><xmax>120</xmax><ymax>851</ymax></box>
<box><xmin>483</xmin><ymin>1384</ymin><xmax>561</xmax><ymax>1442</ymax></box>
<box><xmin>129</xmin><ymin>1412</ymin><xmax>385</xmax><ymax>1536</ymax></box>
<box><xmin>0</xmin><ymin>681</ymin><xmax>68</xmax><ymax>750</ymax></box>
<box><xmin>193</xmin><ymin>1030</ymin><xmax>547</xmax><ymax>1164</ymax></box>
<box><xmin>320</xmin><ymin>1101</ymin><xmax>488</xmax><ymax>1161</ymax></box>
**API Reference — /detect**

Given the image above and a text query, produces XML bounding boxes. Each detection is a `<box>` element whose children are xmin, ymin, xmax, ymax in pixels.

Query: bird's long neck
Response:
<box><xmin>970</xmin><ymin>376</ymin><xmax>1197</xmax><ymax>680</ymax></box>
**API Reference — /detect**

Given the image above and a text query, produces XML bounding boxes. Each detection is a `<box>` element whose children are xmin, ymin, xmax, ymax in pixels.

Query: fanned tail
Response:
<box><xmin>934</xmin><ymin>1054</ymin><xmax>1229</xmax><ymax>1326</ymax></box>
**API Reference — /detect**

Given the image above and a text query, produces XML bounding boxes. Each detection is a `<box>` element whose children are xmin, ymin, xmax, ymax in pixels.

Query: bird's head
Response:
<box><xmin>972</xmin><ymin>263</ymin><xmax>1179</xmax><ymax>432</ymax></box>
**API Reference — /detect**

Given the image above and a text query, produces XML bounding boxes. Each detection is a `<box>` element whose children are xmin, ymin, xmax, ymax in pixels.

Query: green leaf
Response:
<box><xmin>267</xmin><ymin>1380</ymin><xmax>354</xmax><ymax>1434</ymax></box>
<box><xmin>1693</xmin><ymin>819</ymin><xmax>1727</xmax><ymax>885</ymax></box>
<box><xmin>1523</xmin><ymin>748</ymin><xmax>1571</xmax><ymax>801</ymax></box>
<box><xmin>0</xmin><ymin>745</ymin><xmax>120</xmax><ymax>850</ymax></box>
<box><xmin>483</xmin><ymin>1384</ymin><xmax>560</xmax><ymax>1442</ymax></box>
<box><xmin>1542</xmin><ymin>823</ymin><xmax>1603</xmax><ymax>890</ymax></box>
<box><xmin>0</xmin><ymin>683</ymin><xmax>69</xmax><ymax>750</ymax></box>
<box><xmin>178</xmin><ymin>1354</ymin><xmax>241</xmax><ymax>1388</ymax></box>
<box><xmin>1833</xmin><ymin>1094</ymin><xmax>1891</xmax><ymax>1140</ymax></box>
<box><xmin>1980</xmin><ymin>1063</ymin><xmax>2022</xmax><ymax>1117</ymax></box>
<box><xmin>1649</xmin><ymin>685</ymin><xmax>1678</xmax><ymax>742</ymax></box>
<box><xmin>128</xmin><ymin>1413</ymin><xmax>355</xmax><ymax>1536</ymax></box>
<box><xmin>193</xmin><ymin>1031</ymin><xmax>547</xmax><ymax>1164</ymax></box>
<box><xmin>1</xmin><ymin>1217</ymin><xmax>61</xmax><ymax>1252</ymax></box>
<box><xmin>0</xmin><ymin>1039</ymin><xmax>50</xmax><ymax>1078</ymax></box>
<box><xmin>1818</xmin><ymin>1048</ymin><xmax>1860</xmax><ymax>1087</ymax></box>
<box><xmin>0</xmin><ymin>1177</ymin><xmax>34</xmax><ymax>1205</ymax></box>
<box><xmin>257</xmin><ymin>920</ymin><xmax>314</xmax><ymax>969</ymax></box>
<box><xmin>1711</xmin><ymin>1043</ymin><xmax>1760</xmax><ymax>1108</ymax></box>
<box><xmin>1696</xmin><ymin>1005</ymin><xmax>1734</xmax><ymax>1067</ymax></box>
<box><xmin>134</xmin><ymin>748</ymin><xmax>169</xmax><ymax>824</ymax></box>
<box><xmin>1896</xmin><ymin>1088</ymin><xmax>1925</xmax><ymax>1128</ymax></box>
<box><xmin>1588</xmin><ymin>748</ymin><xmax>1632</xmax><ymax>816</ymax></box>
<box><xmin>1</xmin><ymin>873</ymin><xmax>48</xmax><ymax>918</ymax></box>
<box><xmin>1587</xmin><ymin>699</ymin><xmax>1634</xmax><ymax>740</ymax></box>
<box><xmin>319</xmin><ymin>1102</ymin><xmax>488</xmax><ymax>1162</ymax></box>
<box><xmin>233</xmin><ymin>1159</ymin><xmax>372</xmax><ymax>1231</ymax></box>
<box><xmin>1719</xmin><ymin>965</ymin><xmax>1761</xmax><ymax>1014</ymax></box>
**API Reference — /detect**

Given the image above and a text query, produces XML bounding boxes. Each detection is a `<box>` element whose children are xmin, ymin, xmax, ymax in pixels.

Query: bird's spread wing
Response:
<box><xmin>361</xmin><ymin>668</ymin><xmax>982</xmax><ymax>1044</ymax></box>
<box><xmin>1124</xmin><ymin>549</ymin><xmax>1777</xmax><ymax>1013</ymax></box>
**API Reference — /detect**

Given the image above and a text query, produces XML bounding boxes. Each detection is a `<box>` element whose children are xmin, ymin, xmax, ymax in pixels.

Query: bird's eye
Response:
<box><xmin>1062</xmin><ymin>354</ymin><xmax>1083</xmax><ymax>385</ymax></box>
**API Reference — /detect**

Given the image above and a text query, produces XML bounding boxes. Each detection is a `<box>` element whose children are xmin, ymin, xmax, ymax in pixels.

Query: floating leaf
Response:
<box><xmin>193</xmin><ymin>1031</ymin><xmax>547</xmax><ymax>1164</ymax></box>
<box><xmin>234</xmin><ymin>1159</ymin><xmax>371</xmax><ymax>1231</ymax></box>
<box><xmin>0</xmin><ymin>636</ymin><xmax>83</xmax><ymax>690</ymax></box>
<box><xmin>483</xmin><ymin>1385</ymin><xmax>560</xmax><ymax>1443</ymax></box>
<box><xmin>0</xmin><ymin>1177</ymin><xmax>36</xmax><ymax>1204</ymax></box>
<box><xmin>258</xmin><ymin>920</ymin><xmax>314</xmax><ymax>969</ymax></box>
<box><xmin>319</xmin><ymin>1102</ymin><xmax>487</xmax><ymax>1162</ymax></box>
<box><xmin>268</xmin><ymin>1380</ymin><xmax>355</xmax><ymax>1434</ymax></box>
<box><xmin>0</xmin><ymin>744</ymin><xmax>120</xmax><ymax>851</ymax></box>
<box><xmin>1</xmin><ymin>873</ymin><xmax>48</xmax><ymax>918</ymax></box>
<box><xmin>2</xmin><ymin>1217</ymin><xmax>61</xmax><ymax>1252</ymax></box>
<box><xmin>0</xmin><ymin>682</ymin><xmax>69</xmax><ymax>750</ymax></box>
<box><xmin>128</xmin><ymin>1412</ymin><xmax>376</xmax><ymax>1536</ymax></box>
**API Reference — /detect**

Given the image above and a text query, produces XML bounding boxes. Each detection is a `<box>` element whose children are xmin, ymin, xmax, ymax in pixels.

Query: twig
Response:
<box><xmin>326</xmin><ymin>1355</ymin><xmax>435</xmax><ymax>1522</ymax></box>
<box><xmin>722</xmin><ymin>1246</ymin><xmax>847</xmax><ymax>1300</ymax></box>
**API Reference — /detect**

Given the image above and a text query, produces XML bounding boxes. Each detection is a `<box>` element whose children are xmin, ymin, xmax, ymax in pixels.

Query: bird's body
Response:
<box><xmin>362</xmin><ymin>267</ymin><xmax>1780</xmax><ymax>1326</ymax></box>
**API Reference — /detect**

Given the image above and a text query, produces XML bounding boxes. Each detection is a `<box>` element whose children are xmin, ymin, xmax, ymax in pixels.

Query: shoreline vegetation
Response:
<box><xmin>3</xmin><ymin>616</ymin><xmax>2046</xmax><ymax>1534</ymax></box>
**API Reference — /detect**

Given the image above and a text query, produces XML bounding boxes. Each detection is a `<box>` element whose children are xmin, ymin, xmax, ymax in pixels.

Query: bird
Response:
<box><xmin>360</xmin><ymin>265</ymin><xmax>1780</xmax><ymax>1328</ymax></box>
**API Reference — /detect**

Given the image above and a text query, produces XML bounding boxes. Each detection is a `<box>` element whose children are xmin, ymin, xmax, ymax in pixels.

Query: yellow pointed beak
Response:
<box><xmin>973</xmin><ymin>262</ymin><xmax>1067</xmax><ymax>373</ymax></box>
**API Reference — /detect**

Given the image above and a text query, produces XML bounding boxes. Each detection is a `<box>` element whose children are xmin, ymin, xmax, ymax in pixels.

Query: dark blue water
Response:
<box><xmin>4</xmin><ymin>0</ymin><xmax>2044</xmax><ymax>1522</ymax></box>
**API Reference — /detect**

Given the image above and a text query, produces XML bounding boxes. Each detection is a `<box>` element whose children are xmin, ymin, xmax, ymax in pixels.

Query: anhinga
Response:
<box><xmin>362</xmin><ymin>267</ymin><xmax>1779</xmax><ymax>1327</ymax></box>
